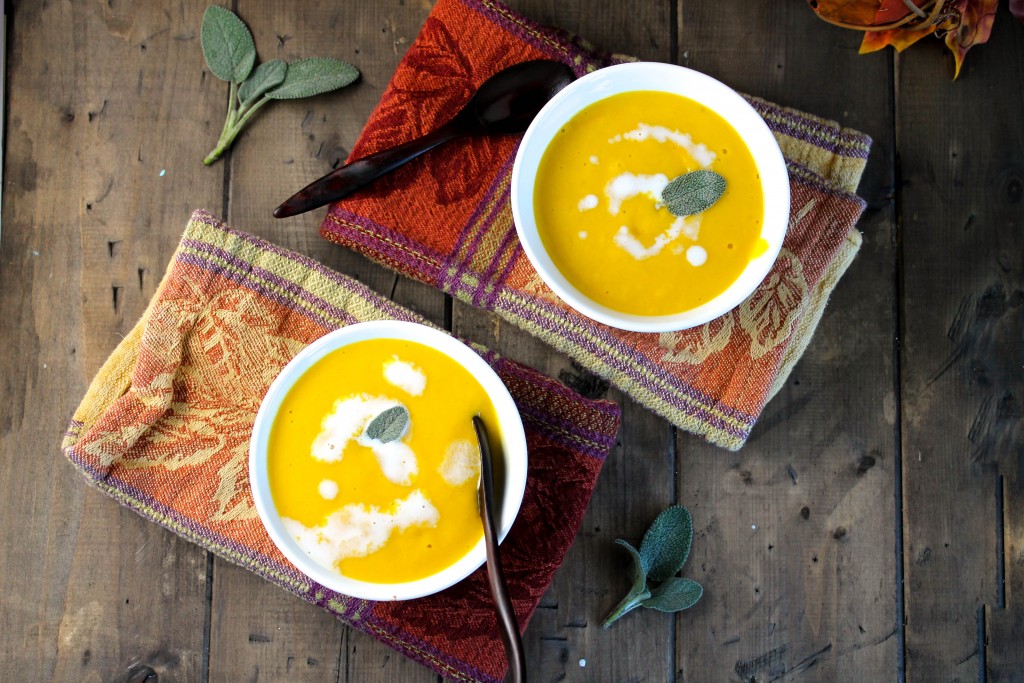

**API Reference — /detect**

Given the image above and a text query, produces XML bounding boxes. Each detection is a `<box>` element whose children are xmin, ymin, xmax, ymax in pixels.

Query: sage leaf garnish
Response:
<box><xmin>661</xmin><ymin>169</ymin><xmax>726</xmax><ymax>217</ymax></box>
<box><xmin>199</xmin><ymin>6</ymin><xmax>360</xmax><ymax>165</ymax></box>
<box><xmin>364</xmin><ymin>405</ymin><xmax>409</xmax><ymax>443</ymax></box>
<box><xmin>266</xmin><ymin>58</ymin><xmax>360</xmax><ymax>100</ymax></box>
<box><xmin>238</xmin><ymin>59</ymin><xmax>287</xmax><ymax>109</ymax></box>
<box><xmin>602</xmin><ymin>505</ymin><xmax>703</xmax><ymax>628</ymax></box>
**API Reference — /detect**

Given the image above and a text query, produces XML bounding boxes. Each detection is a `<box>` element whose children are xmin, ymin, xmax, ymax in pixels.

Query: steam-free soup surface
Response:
<box><xmin>269</xmin><ymin>338</ymin><xmax>499</xmax><ymax>584</ymax></box>
<box><xmin>534</xmin><ymin>90</ymin><xmax>766</xmax><ymax>316</ymax></box>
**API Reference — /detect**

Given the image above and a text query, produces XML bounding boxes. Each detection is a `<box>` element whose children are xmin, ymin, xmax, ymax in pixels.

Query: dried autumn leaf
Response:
<box><xmin>870</xmin><ymin>0</ymin><xmax>925</xmax><ymax>24</ymax></box>
<box><xmin>944</xmin><ymin>0</ymin><xmax>999</xmax><ymax>78</ymax></box>
<box><xmin>806</xmin><ymin>0</ymin><xmax>880</xmax><ymax>27</ymax></box>
<box><xmin>859</xmin><ymin>22</ymin><xmax>936</xmax><ymax>53</ymax></box>
<box><xmin>809</xmin><ymin>0</ymin><xmax>934</xmax><ymax>27</ymax></box>
<box><xmin>810</xmin><ymin>0</ymin><xmax>1003</xmax><ymax>78</ymax></box>
<box><xmin>854</xmin><ymin>0</ymin><xmax>935</xmax><ymax>52</ymax></box>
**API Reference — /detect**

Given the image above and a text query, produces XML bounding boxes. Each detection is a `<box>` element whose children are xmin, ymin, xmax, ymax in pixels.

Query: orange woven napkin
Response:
<box><xmin>62</xmin><ymin>210</ymin><xmax>621</xmax><ymax>683</ymax></box>
<box><xmin>320</xmin><ymin>0</ymin><xmax>872</xmax><ymax>450</ymax></box>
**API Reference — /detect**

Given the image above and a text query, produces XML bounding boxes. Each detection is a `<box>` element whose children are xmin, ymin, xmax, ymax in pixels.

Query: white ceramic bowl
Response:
<box><xmin>249</xmin><ymin>320</ymin><xmax>528</xmax><ymax>601</ymax></box>
<box><xmin>511</xmin><ymin>62</ymin><xmax>790</xmax><ymax>333</ymax></box>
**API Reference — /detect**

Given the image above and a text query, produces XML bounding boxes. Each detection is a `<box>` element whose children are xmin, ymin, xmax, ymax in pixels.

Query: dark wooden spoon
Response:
<box><xmin>273</xmin><ymin>59</ymin><xmax>575</xmax><ymax>219</ymax></box>
<box><xmin>473</xmin><ymin>415</ymin><xmax>526</xmax><ymax>683</ymax></box>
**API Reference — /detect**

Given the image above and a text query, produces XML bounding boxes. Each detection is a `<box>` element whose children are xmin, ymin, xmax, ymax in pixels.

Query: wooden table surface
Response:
<box><xmin>2</xmin><ymin>1</ymin><xmax>1022</xmax><ymax>681</ymax></box>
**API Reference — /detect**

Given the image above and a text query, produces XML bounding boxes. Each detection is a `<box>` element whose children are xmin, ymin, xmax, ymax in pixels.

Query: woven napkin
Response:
<box><xmin>320</xmin><ymin>0</ymin><xmax>873</xmax><ymax>450</ymax></box>
<box><xmin>62</xmin><ymin>210</ymin><xmax>621</xmax><ymax>683</ymax></box>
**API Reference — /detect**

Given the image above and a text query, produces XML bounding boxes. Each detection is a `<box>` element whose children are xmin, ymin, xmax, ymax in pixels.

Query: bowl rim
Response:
<box><xmin>249</xmin><ymin>319</ymin><xmax>528</xmax><ymax>601</ymax></box>
<box><xmin>510</xmin><ymin>61</ymin><xmax>790</xmax><ymax>333</ymax></box>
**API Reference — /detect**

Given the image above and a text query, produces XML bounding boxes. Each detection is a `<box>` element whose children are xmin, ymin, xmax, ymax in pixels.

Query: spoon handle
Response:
<box><xmin>273</xmin><ymin>121</ymin><xmax>465</xmax><ymax>218</ymax></box>
<box><xmin>473</xmin><ymin>416</ymin><xmax>527</xmax><ymax>683</ymax></box>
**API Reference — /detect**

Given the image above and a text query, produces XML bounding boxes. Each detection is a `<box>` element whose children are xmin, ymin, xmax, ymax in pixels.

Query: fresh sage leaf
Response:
<box><xmin>267</xmin><ymin>57</ymin><xmax>360</xmax><ymax>100</ymax></box>
<box><xmin>661</xmin><ymin>169</ymin><xmax>726</xmax><ymax>217</ymax></box>
<box><xmin>200</xmin><ymin>6</ymin><xmax>256</xmax><ymax>83</ymax></box>
<box><xmin>364</xmin><ymin>405</ymin><xmax>409</xmax><ymax>443</ymax></box>
<box><xmin>617</xmin><ymin>539</ymin><xmax>648</xmax><ymax>596</ymax></box>
<box><xmin>639</xmin><ymin>505</ymin><xmax>693</xmax><ymax>582</ymax></box>
<box><xmin>641</xmin><ymin>577</ymin><xmax>703</xmax><ymax>612</ymax></box>
<box><xmin>601</xmin><ymin>540</ymin><xmax>652</xmax><ymax>628</ymax></box>
<box><xmin>238</xmin><ymin>59</ymin><xmax>287</xmax><ymax>108</ymax></box>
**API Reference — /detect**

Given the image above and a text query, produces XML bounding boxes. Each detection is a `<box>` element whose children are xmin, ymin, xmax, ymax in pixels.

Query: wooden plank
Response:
<box><xmin>208</xmin><ymin>563</ymin><xmax>348</xmax><ymax>682</ymax></box>
<box><xmin>898</xmin><ymin>6</ymin><xmax>1024</xmax><ymax>679</ymax></box>
<box><xmin>988</xmin><ymin>474</ymin><xmax>1024</xmax><ymax>682</ymax></box>
<box><xmin>0</xmin><ymin>1</ymin><xmax>222</xmax><ymax>680</ymax></box>
<box><xmin>676</xmin><ymin>2</ymin><xmax>899</xmax><ymax>680</ymax></box>
<box><xmin>509</xmin><ymin>0</ymin><xmax>671</xmax><ymax>59</ymax></box>
<box><xmin>210</xmin><ymin>3</ymin><xmax>442</xmax><ymax>682</ymax></box>
<box><xmin>451</xmin><ymin>1</ymin><xmax>677</xmax><ymax>681</ymax></box>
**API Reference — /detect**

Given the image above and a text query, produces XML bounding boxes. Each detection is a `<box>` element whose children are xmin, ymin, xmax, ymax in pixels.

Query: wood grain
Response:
<box><xmin>0</xmin><ymin>2</ymin><xmax>220</xmax><ymax>681</ymax></box>
<box><xmin>898</xmin><ymin>6</ymin><xmax>1024</xmax><ymax>679</ymax></box>
<box><xmin>677</xmin><ymin>2</ymin><xmax>899</xmax><ymax>680</ymax></box>
<box><xmin>988</xmin><ymin>473</ymin><xmax>1023</xmax><ymax>682</ymax></box>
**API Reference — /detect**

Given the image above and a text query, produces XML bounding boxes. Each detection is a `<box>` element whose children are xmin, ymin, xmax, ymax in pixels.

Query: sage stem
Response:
<box><xmin>203</xmin><ymin>93</ymin><xmax>273</xmax><ymax>165</ymax></box>
<box><xmin>601</xmin><ymin>588</ymin><xmax>649</xmax><ymax>628</ymax></box>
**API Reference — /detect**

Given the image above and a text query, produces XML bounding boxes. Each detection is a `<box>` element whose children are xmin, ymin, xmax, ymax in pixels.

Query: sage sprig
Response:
<box><xmin>661</xmin><ymin>169</ymin><xmax>726</xmax><ymax>217</ymax></box>
<box><xmin>602</xmin><ymin>505</ymin><xmax>703</xmax><ymax>628</ymax></box>
<box><xmin>200</xmin><ymin>6</ymin><xmax>359</xmax><ymax>165</ymax></box>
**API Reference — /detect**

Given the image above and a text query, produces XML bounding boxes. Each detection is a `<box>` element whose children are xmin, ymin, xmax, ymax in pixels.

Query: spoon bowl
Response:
<box><xmin>471</xmin><ymin>59</ymin><xmax>576</xmax><ymax>134</ymax></box>
<box><xmin>273</xmin><ymin>59</ymin><xmax>575</xmax><ymax>218</ymax></box>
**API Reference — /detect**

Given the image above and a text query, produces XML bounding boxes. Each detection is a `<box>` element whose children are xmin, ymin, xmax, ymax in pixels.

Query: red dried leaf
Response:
<box><xmin>944</xmin><ymin>0</ymin><xmax>998</xmax><ymax>78</ymax></box>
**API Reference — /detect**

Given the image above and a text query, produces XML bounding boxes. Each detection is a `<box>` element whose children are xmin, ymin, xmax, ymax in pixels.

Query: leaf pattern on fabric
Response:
<box><xmin>354</xmin><ymin>16</ymin><xmax>471</xmax><ymax>156</ymax></box>
<box><xmin>188</xmin><ymin>291</ymin><xmax>306</xmax><ymax>402</ymax></box>
<box><xmin>738</xmin><ymin>249</ymin><xmax>808</xmax><ymax>360</ymax></box>
<box><xmin>83</xmin><ymin>285</ymin><xmax>305</xmax><ymax>522</ymax></box>
<box><xmin>349</xmin><ymin>15</ymin><xmax>507</xmax><ymax>205</ymax></box>
<box><xmin>209</xmin><ymin>444</ymin><xmax>262</xmax><ymax>522</ymax></box>
<box><xmin>121</xmin><ymin>404</ymin><xmax>228</xmax><ymax>471</ymax></box>
<box><xmin>658</xmin><ymin>313</ymin><xmax>735</xmax><ymax>366</ymax></box>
